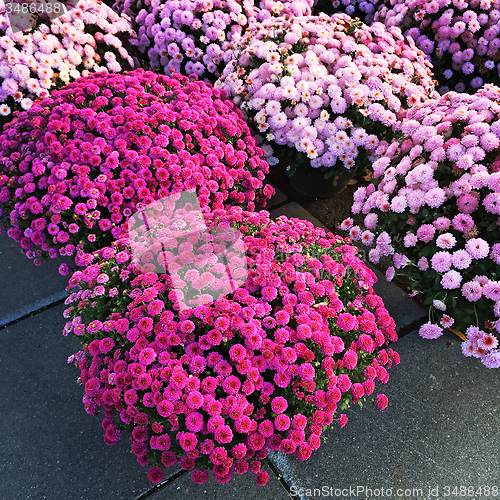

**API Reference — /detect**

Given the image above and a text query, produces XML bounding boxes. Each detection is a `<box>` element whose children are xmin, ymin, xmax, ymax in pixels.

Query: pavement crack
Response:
<box><xmin>266</xmin><ymin>456</ymin><xmax>301</xmax><ymax>499</ymax></box>
<box><xmin>131</xmin><ymin>470</ymin><xmax>189</xmax><ymax>500</ymax></box>
<box><xmin>0</xmin><ymin>294</ymin><xmax>67</xmax><ymax>331</ymax></box>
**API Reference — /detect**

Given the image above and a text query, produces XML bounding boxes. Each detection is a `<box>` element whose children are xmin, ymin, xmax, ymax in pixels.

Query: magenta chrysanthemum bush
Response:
<box><xmin>216</xmin><ymin>13</ymin><xmax>437</xmax><ymax>186</ymax></box>
<box><xmin>0</xmin><ymin>69</ymin><xmax>274</xmax><ymax>268</ymax></box>
<box><xmin>375</xmin><ymin>0</ymin><xmax>500</xmax><ymax>94</ymax></box>
<box><xmin>313</xmin><ymin>0</ymin><xmax>382</xmax><ymax>25</ymax></box>
<box><xmin>120</xmin><ymin>0</ymin><xmax>258</xmax><ymax>83</ymax></box>
<box><xmin>64</xmin><ymin>206</ymin><xmax>399</xmax><ymax>485</ymax></box>
<box><xmin>341</xmin><ymin>86</ymin><xmax>500</xmax><ymax>369</ymax></box>
<box><xmin>0</xmin><ymin>0</ymin><xmax>138</xmax><ymax>130</ymax></box>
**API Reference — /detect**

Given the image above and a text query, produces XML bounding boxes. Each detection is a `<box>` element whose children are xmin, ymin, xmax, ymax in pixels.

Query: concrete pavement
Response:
<box><xmin>1</xmin><ymin>188</ymin><xmax>498</xmax><ymax>500</ymax></box>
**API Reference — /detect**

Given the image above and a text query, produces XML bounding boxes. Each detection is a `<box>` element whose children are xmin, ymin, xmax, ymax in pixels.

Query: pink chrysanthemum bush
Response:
<box><xmin>0</xmin><ymin>69</ymin><xmax>274</xmax><ymax>269</ymax></box>
<box><xmin>119</xmin><ymin>0</ymin><xmax>258</xmax><ymax>83</ymax></box>
<box><xmin>313</xmin><ymin>0</ymin><xmax>382</xmax><ymax>25</ymax></box>
<box><xmin>216</xmin><ymin>13</ymin><xmax>437</xmax><ymax>188</ymax></box>
<box><xmin>375</xmin><ymin>0</ymin><xmax>500</xmax><ymax>95</ymax></box>
<box><xmin>341</xmin><ymin>86</ymin><xmax>500</xmax><ymax>369</ymax></box>
<box><xmin>0</xmin><ymin>0</ymin><xmax>138</xmax><ymax>130</ymax></box>
<box><xmin>64</xmin><ymin>206</ymin><xmax>399</xmax><ymax>485</ymax></box>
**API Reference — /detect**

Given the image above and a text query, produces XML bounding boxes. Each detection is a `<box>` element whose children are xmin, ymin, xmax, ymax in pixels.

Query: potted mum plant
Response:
<box><xmin>64</xmin><ymin>204</ymin><xmax>400</xmax><ymax>485</ymax></box>
<box><xmin>216</xmin><ymin>13</ymin><xmax>437</xmax><ymax>197</ymax></box>
<box><xmin>341</xmin><ymin>85</ymin><xmax>500</xmax><ymax>369</ymax></box>
<box><xmin>0</xmin><ymin>0</ymin><xmax>138</xmax><ymax>131</ymax></box>
<box><xmin>0</xmin><ymin>68</ymin><xmax>275</xmax><ymax>271</ymax></box>
<box><xmin>375</xmin><ymin>0</ymin><xmax>500</xmax><ymax>95</ymax></box>
<box><xmin>118</xmin><ymin>0</ymin><xmax>259</xmax><ymax>83</ymax></box>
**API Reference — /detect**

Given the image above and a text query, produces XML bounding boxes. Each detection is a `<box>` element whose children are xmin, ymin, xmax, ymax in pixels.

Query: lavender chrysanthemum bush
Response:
<box><xmin>216</xmin><ymin>13</ymin><xmax>437</xmax><ymax>186</ymax></box>
<box><xmin>0</xmin><ymin>0</ymin><xmax>138</xmax><ymax>130</ymax></box>
<box><xmin>0</xmin><ymin>69</ymin><xmax>274</xmax><ymax>268</ymax></box>
<box><xmin>341</xmin><ymin>85</ymin><xmax>500</xmax><ymax>369</ymax></box>
<box><xmin>64</xmin><ymin>206</ymin><xmax>399</xmax><ymax>485</ymax></box>
<box><xmin>375</xmin><ymin>0</ymin><xmax>500</xmax><ymax>95</ymax></box>
<box><xmin>313</xmin><ymin>0</ymin><xmax>382</xmax><ymax>25</ymax></box>
<box><xmin>119</xmin><ymin>0</ymin><xmax>258</xmax><ymax>83</ymax></box>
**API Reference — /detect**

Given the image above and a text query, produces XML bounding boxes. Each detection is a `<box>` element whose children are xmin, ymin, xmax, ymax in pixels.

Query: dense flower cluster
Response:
<box><xmin>119</xmin><ymin>0</ymin><xmax>258</xmax><ymax>83</ymax></box>
<box><xmin>375</xmin><ymin>0</ymin><xmax>500</xmax><ymax>94</ymax></box>
<box><xmin>313</xmin><ymin>0</ymin><xmax>382</xmax><ymax>25</ymax></box>
<box><xmin>0</xmin><ymin>69</ymin><xmax>274</xmax><ymax>267</ymax></box>
<box><xmin>216</xmin><ymin>13</ymin><xmax>437</xmax><ymax>185</ymax></box>
<box><xmin>0</xmin><ymin>0</ymin><xmax>138</xmax><ymax>129</ymax></box>
<box><xmin>256</xmin><ymin>0</ymin><xmax>313</xmax><ymax>19</ymax></box>
<box><xmin>64</xmin><ymin>206</ymin><xmax>399</xmax><ymax>485</ymax></box>
<box><xmin>341</xmin><ymin>86</ymin><xmax>500</xmax><ymax>368</ymax></box>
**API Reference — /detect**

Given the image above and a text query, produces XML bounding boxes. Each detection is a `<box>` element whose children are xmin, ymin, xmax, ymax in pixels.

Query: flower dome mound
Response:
<box><xmin>64</xmin><ymin>206</ymin><xmax>399</xmax><ymax>485</ymax></box>
<box><xmin>375</xmin><ymin>0</ymin><xmax>500</xmax><ymax>94</ymax></box>
<box><xmin>343</xmin><ymin>85</ymin><xmax>500</xmax><ymax>368</ymax></box>
<box><xmin>0</xmin><ymin>69</ymin><xmax>274</xmax><ymax>266</ymax></box>
<box><xmin>120</xmin><ymin>0</ymin><xmax>258</xmax><ymax>82</ymax></box>
<box><xmin>217</xmin><ymin>13</ymin><xmax>437</xmax><ymax>181</ymax></box>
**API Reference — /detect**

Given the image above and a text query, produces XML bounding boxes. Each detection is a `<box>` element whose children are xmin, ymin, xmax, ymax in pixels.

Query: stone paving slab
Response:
<box><xmin>0</xmin><ymin>233</ymin><xmax>70</xmax><ymax>326</ymax></box>
<box><xmin>368</xmin><ymin>267</ymin><xmax>426</xmax><ymax>334</ymax></box>
<box><xmin>0</xmin><ymin>305</ymin><xmax>155</xmax><ymax>500</ymax></box>
<box><xmin>270</xmin><ymin>330</ymin><xmax>500</xmax><ymax>498</ymax></box>
<box><xmin>145</xmin><ymin>464</ymin><xmax>289</xmax><ymax>500</ymax></box>
<box><xmin>270</xmin><ymin>201</ymin><xmax>326</xmax><ymax>230</ymax></box>
<box><xmin>269</xmin><ymin>203</ymin><xmax>426</xmax><ymax>333</ymax></box>
<box><xmin>265</xmin><ymin>185</ymin><xmax>288</xmax><ymax>210</ymax></box>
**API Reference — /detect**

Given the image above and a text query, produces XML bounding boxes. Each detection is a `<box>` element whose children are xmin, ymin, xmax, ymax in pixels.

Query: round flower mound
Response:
<box><xmin>0</xmin><ymin>69</ymin><xmax>274</xmax><ymax>267</ymax></box>
<box><xmin>121</xmin><ymin>0</ymin><xmax>258</xmax><ymax>83</ymax></box>
<box><xmin>64</xmin><ymin>206</ymin><xmax>399</xmax><ymax>485</ymax></box>
<box><xmin>216</xmin><ymin>13</ymin><xmax>437</xmax><ymax>186</ymax></box>
<box><xmin>313</xmin><ymin>0</ymin><xmax>382</xmax><ymax>25</ymax></box>
<box><xmin>0</xmin><ymin>0</ymin><xmax>138</xmax><ymax>130</ymax></box>
<box><xmin>341</xmin><ymin>85</ymin><xmax>500</xmax><ymax>368</ymax></box>
<box><xmin>375</xmin><ymin>0</ymin><xmax>500</xmax><ymax>95</ymax></box>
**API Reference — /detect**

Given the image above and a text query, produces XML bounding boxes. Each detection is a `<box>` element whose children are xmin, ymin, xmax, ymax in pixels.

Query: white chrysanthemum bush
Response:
<box><xmin>216</xmin><ymin>13</ymin><xmax>437</xmax><ymax>188</ymax></box>
<box><xmin>341</xmin><ymin>85</ymin><xmax>500</xmax><ymax>369</ymax></box>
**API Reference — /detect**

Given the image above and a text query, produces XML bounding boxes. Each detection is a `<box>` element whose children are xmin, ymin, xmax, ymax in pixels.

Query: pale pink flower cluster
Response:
<box><xmin>122</xmin><ymin>0</ymin><xmax>258</xmax><ymax>82</ymax></box>
<box><xmin>375</xmin><ymin>0</ymin><xmax>500</xmax><ymax>94</ymax></box>
<box><xmin>0</xmin><ymin>0</ymin><xmax>137</xmax><ymax>124</ymax></box>
<box><xmin>217</xmin><ymin>13</ymin><xmax>436</xmax><ymax>178</ymax></box>
<box><xmin>341</xmin><ymin>86</ymin><xmax>500</xmax><ymax>367</ymax></box>
<box><xmin>257</xmin><ymin>0</ymin><xmax>313</xmax><ymax>19</ymax></box>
